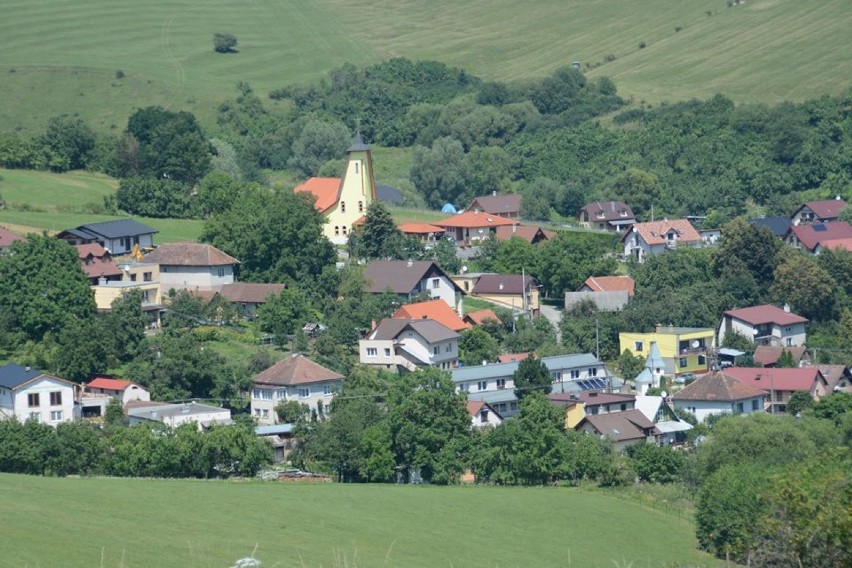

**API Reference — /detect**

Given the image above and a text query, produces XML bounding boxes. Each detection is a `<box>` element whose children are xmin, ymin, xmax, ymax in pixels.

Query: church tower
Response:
<box><xmin>329</xmin><ymin>132</ymin><xmax>377</xmax><ymax>244</ymax></box>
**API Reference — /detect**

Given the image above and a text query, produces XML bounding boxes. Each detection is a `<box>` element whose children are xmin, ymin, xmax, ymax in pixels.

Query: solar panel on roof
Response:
<box><xmin>813</xmin><ymin>224</ymin><xmax>827</xmax><ymax>232</ymax></box>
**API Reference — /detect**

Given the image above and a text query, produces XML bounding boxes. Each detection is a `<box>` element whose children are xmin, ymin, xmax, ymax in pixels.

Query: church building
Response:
<box><xmin>294</xmin><ymin>133</ymin><xmax>377</xmax><ymax>245</ymax></box>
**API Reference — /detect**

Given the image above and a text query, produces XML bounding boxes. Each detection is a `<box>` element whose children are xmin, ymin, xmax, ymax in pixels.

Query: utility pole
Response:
<box><xmin>595</xmin><ymin>318</ymin><xmax>600</xmax><ymax>360</ymax></box>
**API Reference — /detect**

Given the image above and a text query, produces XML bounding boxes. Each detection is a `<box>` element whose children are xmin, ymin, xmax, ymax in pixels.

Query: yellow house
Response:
<box><xmin>294</xmin><ymin>133</ymin><xmax>377</xmax><ymax>245</ymax></box>
<box><xmin>92</xmin><ymin>262</ymin><xmax>162</xmax><ymax>314</ymax></box>
<box><xmin>619</xmin><ymin>325</ymin><xmax>715</xmax><ymax>378</ymax></box>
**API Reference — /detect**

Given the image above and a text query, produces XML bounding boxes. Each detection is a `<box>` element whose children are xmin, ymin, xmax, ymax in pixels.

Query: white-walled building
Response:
<box><xmin>0</xmin><ymin>364</ymin><xmax>79</xmax><ymax>425</ymax></box>
<box><xmin>360</xmin><ymin>318</ymin><xmax>460</xmax><ymax>371</ymax></box>
<box><xmin>671</xmin><ymin>372</ymin><xmax>766</xmax><ymax>423</ymax></box>
<box><xmin>620</xmin><ymin>219</ymin><xmax>703</xmax><ymax>263</ymax></box>
<box><xmin>251</xmin><ymin>354</ymin><xmax>345</xmax><ymax>425</ymax></box>
<box><xmin>719</xmin><ymin>304</ymin><xmax>808</xmax><ymax>347</ymax></box>
<box><xmin>141</xmin><ymin>242</ymin><xmax>237</xmax><ymax>292</ymax></box>
<box><xmin>363</xmin><ymin>260</ymin><xmax>463</xmax><ymax>312</ymax></box>
<box><xmin>57</xmin><ymin>219</ymin><xmax>157</xmax><ymax>255</ymax></box>
<box><xmin>127</xmin><ymin>402</ymin><xmax>231</xmax><ymax>430</ymax></box>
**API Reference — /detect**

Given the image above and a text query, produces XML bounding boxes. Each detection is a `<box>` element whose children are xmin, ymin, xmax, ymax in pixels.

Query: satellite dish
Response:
<box><xmin>461</xmin><ymin>265</ymin><xmax>468</xmax><ymax>274</ymax></box>
<box><xmin>691</xmin><ymin>339</ymin><xmax>700</xmax><ymax>348</ymax></box>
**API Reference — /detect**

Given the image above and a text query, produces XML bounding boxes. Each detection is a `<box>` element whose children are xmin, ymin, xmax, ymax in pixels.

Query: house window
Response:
<box><xmin>143</xmin><ymin>272</ymin><xmax>152</xmax><ymax>282</ymax></box>
<box><xmin>590</xmin><ymin>407</ymin><xmax>599</xmax><ymax>415</ymax></box>
<box><xmin>252</xmin><ymin>389</ymin><xmax>272</xmax><ymax>400</ymax></box>
<box><xmin>496</xmin><ymin>378</ymin><xmax>506</xmax><ymax>390</ymax></box>
<box><xmin>445</xmin><ymin>343</ymin><xmax>452</xmax><ymax>353</ymax></box>
<box><xmin>358</xmin><ymin>201</ymin><xmax>364</xmax><ymax>213</ymax></box>
<box><xmin>679</xmin><ymin>358</ymin><xmax>688</xmax><ymax>368</ymax></box>
<box><xmin>217</xmin><ymin>267</ymin><xmax>226</xmax><ymax>277</ymax></box>
<box><xmin>341</xmin><ymin>226</ymin><xmax>347</xmax><ymax>235</ymax></box>
<box><xmin>261</xmin><ymin>409</ymin><xmax>269</xmax><ymax>418</ymax></box>
<box><xmin>384</xmin><ymin>348</ymin><xmax>391</xmax><ymax>357</ymax></box>
<box><xmin>254</xmin><ymin>408</ymin><xmax>261</xmax><ymax>417</ymax></box>
<box><xmin>620</xmin><ymin>403</ymin><xmax>627</xmax><ymax>411</ymax></box>
<box><xmin>276</xmin><ymin>390</ymin><xmax>286</xmax><ymax>399</ymax></box>
<box><xmin>775</xmin><ymin>391</ymin><xmax>783</xmax><ymax>402</ymax></box>
<box><xmin>27</xmin><ymin>393</ymin><xmax>40</xmax><ymax>407</ymax></box>
<box><xmin>50</xmin><ymin>411</ymin><xmax>63</xmax><ymax>422</ymax></box>
<box><xmin>323</xmin><ymin>385</ymin><xmax>332</xmax><ymax>395</ymax></box>
<box><xmin>366</xmin><ymin>347</ymin><xmax>378</xmax><ymax>357</ymax></box>
<box><xmin>298</xmin><ymin>388</ymin><xmax>310</xmax><ymax>398</ymax></box>
<box><xmin>736</xmin><ymin>402</ymin><xmax>744</xmax><ymax>414</ymax></box>
<box><xmin>570</xmin><ymin>369</ymin><xmax>580</xmax><ymax>379</ymax></box>
<box><xmin>341</xmin><ymin>202</ymin><xmax>346</xmax><ymax>213</ymax></box>
<box><xmin>141</xmin><ymin>290</ymin><xmax>150</xmax><ymax>303</ymax></box>
<box><xmin>698</xmin><ymin>355</ymin><xmax>707</xmax><ymax>366</ymax></box>
<box><xmin>784</xmin><ymin>327</ymin><xmax>792</xmax><ymax>333</ymax></box>
<box><xmin>130</xmin><ymin>273</ymin><xmax>137</xmax><ymax>282</ymax></box>
<box><xmin>161</xmin><ymin>266</ymin><xmax>169</xmax><ymax>273</ymax></box>
<box><xmin>509</xmin><ymin>402</ymin><xmax>518</xmax><ymax>411</ymax></box>
<box><xmin>28</xmin><ymin>412</ymin><xmax>40</xmax><ymax>423</ymax></box>
<box><xmin>49</xmin><ymin>391</ymin><xmax>62</xmax><ymax>406</ymax></box>
<box><xmin>477</xmin><ymin>381</ymin><xmax>487</xmax><ymax>391</ymax></box>
<box><xmin>480</xmin><ymin>410</ymin><xmax>489</xmax><ymax>422</ymax></box>
<box><xmin>459</xmin><ymin>383</ymin><xmax>469</xmax><ymax>392</ymax></box>
<box><xmin>752</xmin><ymin>399</ymin><xmax>760</xmax><ymax>411</ymax></box>
<box><xmin>786</xmin><ymin>338</ymin><xmax>792</xmax><ymax>347</ymax></box>
<box><xmin>433</xmin><ymin>346</ymin><xmax>440</xmax><ymax>356</ymax></box>
<box><xmin>634</xmin><ymin>341</ymin><xmax>644</xmax><ymax>352</ymax></box>
<box><xmin>431</xmin><ymin>278</ymin><xmax>440</xmax><ymax>289</ymax></box>
<box><xmin>588</xmin><ymin>368</ymin><xmax>598</xmax><ymax>377</ymax></box>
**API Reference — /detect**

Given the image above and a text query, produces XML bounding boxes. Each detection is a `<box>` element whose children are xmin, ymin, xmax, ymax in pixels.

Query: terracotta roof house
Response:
<box><xmin>621</xmin><ymin>219</ymin><xmax>703</xmax><ymax>263</ymax></box>
<box><xmin>81</xmin><ymin>376</ymin><xmax>151</xmax><ymax>418</ymax></box>
<box><xmin>749</xmin><ymin>216</ymin><xmax>792</xmax><ymax>238</ymax></box>
<box><xmin>719</xmin><ymin>304</ymin><xmax>808</xmax><ymax>348</ymax></box>
<box><xmin>575</xmin><ymin>409</ymin><xmax>658</xmax><ymax>452</ymax></box>
<box><xmin>434</xmin><ymin>211</ymin><xmax>519</xmax><ymax>244</ymax></box>
<box><xmin>723</xmin><ymin>367</ymin><xmax>829</xmax><ymax>413</ymax></box>
<box><xmin>494</xmin><ymin>225</ymin><xmax>555</xmax><ymax>244</ymax></box>
<box><xmin>360</xmin><ymin>318</ymin><xmax>460</xmax><ymax>372</ymax></box>
<box><xmin>392</xmin><ymin>299</ymin><xmax>469</xmax><ymax>332</ymax></box>
<box><xmin>578</xmin><ymin>201</ymin><xmax>636</xmax><ymax>233</ymax></box>
<box><xmin>363</xmin><ymin>259</ymin><xmax>462</xmax><ymax>311</ymax></box>
<box><xmin>466</xmin><ymin>273</ymin><xmax>540</xmax><ymax>317</ymax></box>
<box><xmin>496</xmin><ymin>352</ymin><xmax>530</xmax><ymax>364</ymax></box>
<box><xmin>818</xmin><ymin>237</ymin><xmax>852</xmax><ymax>252</ymax></box>
<box><xmin>0</xmin><ymin>363</ymin><xmax>80</xmax><ymax>425</ymax></box>
<box><xmin>76</xmin><ymin>243</ymin><xmax>123</xmax><ymax>284</ymax></box>
<box><xmin>251</xmin><ymin>353</ymin><xmax>345</xmax><ymax>424</ymax></box>
<box><xmin>294</xmin><ymin>133</ymin><xmax>378</xmax><ymax>245</ymax></box>
<box><xmin>670</xmin><ymin>371</ymin><xmax>766</xmax><ymax>423</ymax></box>
<box><xmin>57</xmin><ymin>219</ymin><xmax>157</xmax><ymax>255</ymax></box>
<box><xmin>790</xmin><ymin>197</ymin><xmax>847</xmax><ymax>226</ymax></box>
<box><xmin>464</xmin><ymin>308</ymin><xmax>501</xmax><ymax>327</ymax></box>
<box><xmin>0</xmin><ymin>226</ymin><xmax>24</xmax><ymax>253</ymax></box>
<box><xmin>398</xmin><ymin>223</ymin><xmax>446</xmax><ymax>244</ymax></box>
<box><xmin>142</xmin><ymin>242</ymin><xmax>238</xmax><ymax>292</ymax></box>
<box><xmin>467</xmin><ymin>400</ymin><xmax>503</xmax><ymax>428</ymax></box>
<box><xmin>467</xmin><ymin>193</ymin><xmax>522</xmax><ymax>219</ymax></box>
<box><xmin>567</xmin><ymin>275</ymin><xmax>636</xmax><ymax>312</ymax></box>
<box><xmin>753</xmin><ymin>346</ymin><xmax>810</xmax><ymax>368</ymax></box>
<box><xmin>784</xmin><ymin>221</ymin><xmax>852</xmax><ymax>254</ymax></box>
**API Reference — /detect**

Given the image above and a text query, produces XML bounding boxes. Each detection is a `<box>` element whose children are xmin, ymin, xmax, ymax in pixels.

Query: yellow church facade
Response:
<box><xmin>294</xmin><ymin>134</ymin><xmax>378</xmax><ymax>245</ymax></box>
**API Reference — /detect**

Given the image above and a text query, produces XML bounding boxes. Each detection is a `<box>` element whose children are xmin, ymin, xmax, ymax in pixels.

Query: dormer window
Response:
<box><xmin>620</xmin><ymin>210</ymin><xmax>628</xmax><ymax>217</ymax></box>
<box><xmin>596</xmin><ymin>211</ymin><xmax>605</xmax><ymax>218</ymax></box>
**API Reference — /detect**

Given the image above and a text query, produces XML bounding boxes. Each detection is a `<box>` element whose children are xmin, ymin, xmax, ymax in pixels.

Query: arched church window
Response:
<box><xmin>358</xmin><ymin>201</ymin><xmax>364</xmax><ymax>213</ymax></box>
<box><xmin>334</xmin><ymin>226</ymin><xmax>340</xmax><ymax>236</ymax></box>
<box><xmin>341</xmin><ymin>201</ymin><xmax>346</xmax><ymax>213</ymax></box>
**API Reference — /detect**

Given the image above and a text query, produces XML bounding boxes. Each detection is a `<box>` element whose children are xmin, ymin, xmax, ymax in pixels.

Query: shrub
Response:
<box><xmin>639</xmin><ymin>41</ymin><xmax>647</xmax><ymax>49</ymax></box>
<box><xmin>213</xmin><ymin>33</ymin><xmax>238</xmax><ymax>53</ymax></box>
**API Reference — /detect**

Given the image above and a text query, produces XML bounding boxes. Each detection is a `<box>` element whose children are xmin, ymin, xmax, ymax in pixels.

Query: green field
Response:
<box><xmin>1</xmin><ymin>0</ymin><xmax>850</xmax><ymax>134</ymax></box>
<box><xmin>0</xmin><ymin>474</ymin><xmax>722</xmax><ymax>568</ymax></box>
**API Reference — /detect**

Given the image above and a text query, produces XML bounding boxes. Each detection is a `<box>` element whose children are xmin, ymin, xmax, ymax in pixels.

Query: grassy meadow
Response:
<box><xmin>0</xmin><ymin>473</ymin><xmax>723</xmax><ymax>568</ymax></box>
<box><xmin>1</xmin><ymin>0</ymin><xmax>850</xmax><ymax>134</ymax></box>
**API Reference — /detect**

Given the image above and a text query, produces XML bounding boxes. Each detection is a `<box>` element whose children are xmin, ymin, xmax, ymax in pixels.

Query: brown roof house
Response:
<box><xmin>363</xmin><ymin>259</ymin><xmax>463</xmax><ymax>312</ymax></box>
<box><xmin>565</xmin><ymin>275</ymin><xmax>636</xmax><ymax>312</ymax></box>
<box><xmin>467</xmin><ymin>193</ymin><xmax>522</xmax><ymax>219</ymax></box>
<box><xmin>76</xmin><ymin>243</ymin><xmax>123</xmax><ymax>284</ymax></box>
<box><xmin>434</xmin><ymin>211</ymin><xmax>519</xmax><ymax>244</ymax></box>
<box><xmin>494</xmin><ymin>225</ymin><xmax>555</xmax><ymax>244</ymax></box>
<box><xmin>578</xmin><ymin>201</ymin><xmax>636</xmax><ymax>232</ymax></box>
<box><xmin>457</xmin><ymin>273</ymin><xmax>540</xmax><ymax>318</ymax></box>
<box><xmin>671</xmin><ymin>371</ymin><xmax>766</xmax><ymax>423</ymax></box>
<box><xmin>790</xmin><ymin>197</ymin><xmax>847</xmax><ymax>226</ymax></box>
<box><xmin>621</xmin><ymin>219</ymin><xmax>704</xmax><ymax>263</ymax></box>
<box><xmin>250</xmin><ymin>353</ymin><xmax>345</xmax><ymax>424</ymax></box>
<box><xmin>784</xmin><ymin>221</ymin><xmax>852</xmax><ymax>254</ymax></box>
<box><xmin>214</xmin><ymin>283</ymin><xmax>286</xmax><ymax>316</ymax></box>
<box><xmin>359</xmin><ymin>318</ymin><xmax>460</xmax><ymax>372</ymax></box>
<box><xmin>575</xmin><ymin>409</ymin><xmax>658</xmax><ymax>452</ymax></box>
<box><xmin>142</xmin><ymin>242</ymin><xmax>238</xmax><ymax>292</ymax></box>
<box><xmin>753</xmin><ymin>345</ymin><xmax>810</xmax><ymax>368</ymax></box>
<box><xmin>464</xmin><ymin>308</ymin><xmax>501</xmax><ymax>328</ymax></box>
<box><xmin>0</xmin><ymin>226</ymin><xmax>24</xmax><ymax>254</ymax></box>
<box><xmin>724</xmin><ymin>367</ymin><xmax>829</xmax><ymax>414</ymax></box>
<box><xmin>718</xmin><ymin>304</ymin><xmax>808</xmax><ymax>348</ymax></box>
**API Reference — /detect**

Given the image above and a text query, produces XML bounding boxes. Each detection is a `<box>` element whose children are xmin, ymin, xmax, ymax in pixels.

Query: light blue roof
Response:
<box><xmin>255</xmin><ymin>424</ymin><xmax>294</xmax><ymax>436</ymax></box>
<box><xmin>634</xmin><ymin>368</ymin><xmax>653</xmax><ymax>384</ymax></box>
<box><xmin>451</xmin><ymin>353</ymin><xmax>601</xmax><ymax>383</ymax></box>
<box><xmin>645</xmin><ymin>342</ymin><xmax>665</xmax><ymax>371</ymax></box>
<box><xmin>441</xmin><ymin>203</ymin><xmax>457</xmax><ymax>214</ymax></box>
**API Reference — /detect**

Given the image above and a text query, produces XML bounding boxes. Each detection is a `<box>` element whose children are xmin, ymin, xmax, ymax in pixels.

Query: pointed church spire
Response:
<box><xmin>346</xmin><ymin>130</ymin><xmax>370</xmax><ymax>153</ymax></box>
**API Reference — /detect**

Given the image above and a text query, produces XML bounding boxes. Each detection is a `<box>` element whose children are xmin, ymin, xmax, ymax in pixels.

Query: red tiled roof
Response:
<box><xmin>580</xmin><ymin>276</ymin><xmax>635</xmax><ymax>296</ymax></box>
<box><xmin>621</xmin><ymin>219</ymin><xmax>702</xmax><ymax>246</ymax></box>
<box><xmin>392</xmin><ymin>299</ymin><xmax>470</xmax><ymax>332</ymax></box>
<box><xmin>75</xmin><ymin>243</ymin><xmax>109</xmax><ymax>259</ymax></box>
<box><xmin>671</xmin><ymin>372</ymin><xmax>766</xmax><ymax>402</ymax></box>
<box><xmin>787</xmin><ymin>222</ymin><xmax>852</xmax><ymax>252</ymax></box>
<box><xmin>494</xmin><ymin>225</ymin><xmax>554</xmax><ymax>243</ymax></box>
<box><xmin>0</xmin><ymin>227</ymin><xmax>24</xmax><ymax>248</ymax></box>
<box><xmin>753</xmin><ymin>346</ymin><xmax>809</xmax><ymax>367</ymax></box>
<box><xmin>497</xmin><ymin>352</ymin><xmax>530</xmax><ymax>363</ymax></box>
<box><xmin>723</xmin><ymin>305</ymin><xmax>807</xmax><ymax>326</ymax></box>
<box><xmin>819</xmin><ymin>237</ymin><xmax>852</xmax><ymax>252</ymax></box>
<box><xmin>434</xmin><ymin>211</ymin><xmax>518</xmax><ymax>229</ymax></box>
<box><xmin>253</xmin><ymin>353</ymin><xmax>344</xmax><ymax>386</ymax></box>
<box><xmin>466</xmin><ymin>400</ymin><xmax>502</xmax><ymax>420</ymax></box>
<box><xmin>142</xmin><ymin>242</ymin><xmax>239</xmax><ymax>266</ymax></box>
<box><xmin>801</xmin><ymin>198</ymin><xmax>847</xmax><ymax>219</ymax></box>
<box><xmin>399</xmin><ymin>223</ymin><xmax>446</xmax><ymax>235</ymax></box>
<box><xmin>724</xmin><ymin>367</ymin><xmax>825</xmax><ymax>393</ymax></box>
<box><xmin>82</xmin><ymin>260</ymin><xmax>123</xmax><ymax>279</ymax></box>
<box><xmin>465</xmin><ymin>309</ymin><xmax>500</xmax><ymax>327</ymax></box>
<box><xmin>294</xmin><ymin>177</ymin><xmax>341</xmax><ymax>213</ymax></box>
<box><xmin>87</xmin><ymin>377</ymin><xmax>133</xmax><ymax>391</ymax></box>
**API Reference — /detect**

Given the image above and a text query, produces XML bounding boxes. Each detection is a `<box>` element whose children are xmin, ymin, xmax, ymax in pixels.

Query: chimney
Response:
<box><xmin>499</xmin><ymin>283</ymin><xmax>504</xmax><ymax>291</ymax></box>
<box><xmin>406</xmin><ymin>259</ymin><xmax>413</xmax><ymax>268</ymax></box>
<box><xmin>482</xmin><ymin>360</ymin><xmax>488</xmax><ymax>366</ymax></box>
<box><xmin>836</xmin><ymin>195</ymin><xmax>842</xmax><ymax>201</ymax></box>
<box><xmin>98</xmin><ymin>277</ymin><xmax>107</xmax><ymax>286</ymax></box>
<box><xmin>492</xmin><ymin>191</ymin><xmax>497</xmax><ymax>197</ymax></box>
<box><xmin>783</xmin><ymin>303</ymin><xmax>791</xmax><ymax>313</ymax></box>
<box><xmin>512</xmin><ymin>224</ymin><xmax>516</xmax><ymax>234</ymax></box>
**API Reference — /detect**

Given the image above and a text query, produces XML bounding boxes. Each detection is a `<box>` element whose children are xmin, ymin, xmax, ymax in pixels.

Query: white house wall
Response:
<box><xmin>251</xmin><ymin>381</ymin><xmax>341</xmax><ymax>425</ymax></box>
<box><xmin>12</xmin><ymin>377</ymin><xmax>76</xmax><ymax>425</ymax></box>
<box><xmin>159</xmin><ymin>265</ymin><xmax>235</xmax><ymax>291</ymax></box>
<box><xmin>672</xmin><ymin>398</ymin><xmax>763</xmax><ymax>423</ymax></box>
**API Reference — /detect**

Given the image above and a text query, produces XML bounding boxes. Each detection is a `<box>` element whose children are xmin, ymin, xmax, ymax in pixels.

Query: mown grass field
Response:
<box><xmin>0</xmin><ymin>474</ymin><xmax>723</xmax><ymax>568</ymax></box>
<box><xmin>1</xmin><ymin>0</ymin><xmax>849</xmax><ymax>135</ymax></box>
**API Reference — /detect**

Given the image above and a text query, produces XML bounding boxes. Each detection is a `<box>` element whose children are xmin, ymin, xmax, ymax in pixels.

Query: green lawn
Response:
<box><xmin>0</xmin><ymin>474</ymin><xmax>723</xmax><ymax>568</ymax></box>
<box><xmin>1</xmin><ymin>0</ymin><xmax>849</xmax><ymax>135</ymax></box>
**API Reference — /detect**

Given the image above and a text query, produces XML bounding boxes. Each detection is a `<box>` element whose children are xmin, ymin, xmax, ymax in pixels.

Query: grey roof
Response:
<box><xmin>364</xmin><ymin>260</ymin><xmax>459</xmax><ymax>294</ymax></box>
<box><xmin>377</xmin><ymin>185</ymin><xmax>404</xmax><ymax>204</ymax></box>
<box><xmin>65</xmin><ymin>219</ymin><xmax>158</xmax><ymax>240</ymax></box>
<box><xmin>452</xmin><ymin>353</ymin><xmax>600</xmax><ymax>382</ymax></box>
<box><xmin>471</xmin><ymin>274</ymin><xmax>538</xmax><ymax>295</ymax></box>
<box><xmin>749</xmin><ymin>216</ymin><xmax>791</xmax><ymax>238</ymax></box>
<box><xmin>127</xmin><ymin>402</ymin><xmax>230</xmax><ymax>420</ymax></box>
<box><xmin>467</xmin><ymin>389</ymin><xmax>518</xmax><ymax>405</ymax></box>
<box><xmin>346</xmin><ymin>132</ymin><xmax>370</xmax><ymax>153</ymax></box>
<box><xmin>370</xmin><ymin>318</ymin><xmax>460</xmax><ymax>343</ymax></box>
<box><xmin>0</xmin><ymin>363</ymin><xmax>45</xmax><ymax>389</ymax></box>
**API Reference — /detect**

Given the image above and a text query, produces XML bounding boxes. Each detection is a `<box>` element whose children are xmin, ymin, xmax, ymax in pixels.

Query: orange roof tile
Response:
<box><xmin>494</xmin><ymin>225</ymin><xmax>554</xmax><ymax>243</ymax></box>
<box><xmin>622</xmin><ymin>219</ymin><xmax>701</xmax><ymax>246</ymax></box>
<box><xmin>399</xmin><ymin>223</ymin><xmax>446</xmax><ymax>234</ymax></box>
<box><xmin>294</xmin><ymin>177</ymin><xmax>341</xmax><ymax>213</ymax></box>
<box><xmin>465</xmin><ymin>309</ymin><xmax>500</xmax><ymax>326</ymax></box>
<box><xmin>820</xmin><ymin>237</ymin><xmax>852</xmax><ymax>252</ymax></box>
<box><xmin>87</xmin><ymin>377</ymin><xmax>134</xmax><ymax>391</ymax></box>
<box><xmin>497</xmin><ymin>352</ymin><xmax>530</xmax><ymax>363</ymax></box>
<box><xmin>392</xmin><ymin>299</ymin><xmax>470</xmax><ymax>332</ymax></box>
<box><xmin>434</xmin><ymin>211</ymin><xmax>519</xmax><ymax>229</ymax></box>
<box><xmin>580</xmin><ymin>276</ymin><xmax>635</xmax><ymax>296</ymax></box>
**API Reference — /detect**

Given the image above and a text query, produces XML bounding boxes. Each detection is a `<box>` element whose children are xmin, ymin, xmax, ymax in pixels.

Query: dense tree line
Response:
<box><xmin>0</xmin><ymin>419</ymin><xmax>271</xmax><ymax>478</ymax></box>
